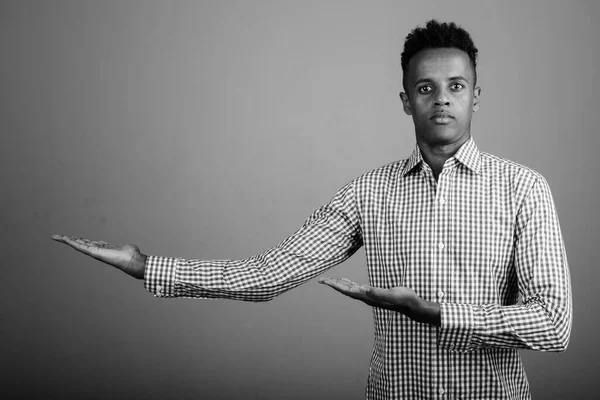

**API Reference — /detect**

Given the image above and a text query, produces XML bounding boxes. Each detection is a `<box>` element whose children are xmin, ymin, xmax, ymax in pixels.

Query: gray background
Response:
<box><xmin>2</xmin><ymin>0</ymin><xmax>598</xmax><ymax>399</ymax></box>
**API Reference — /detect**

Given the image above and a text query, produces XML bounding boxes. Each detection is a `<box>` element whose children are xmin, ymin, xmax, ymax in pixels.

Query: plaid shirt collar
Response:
<box><xmin>401</xmin><ymin>137</ymin><xmax>482</xmax><ymax>177</ymax></box>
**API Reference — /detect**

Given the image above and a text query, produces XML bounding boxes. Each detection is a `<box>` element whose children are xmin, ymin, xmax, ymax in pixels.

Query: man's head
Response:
<box><xmin>399</xmin><ymin>20</ymin><xmax>481</xmax><ymax>149</ymax></box>
<box><xmin>401</xmin><ymin>20</ymin><xmax>479</xmax><ymax>91</ymax></box>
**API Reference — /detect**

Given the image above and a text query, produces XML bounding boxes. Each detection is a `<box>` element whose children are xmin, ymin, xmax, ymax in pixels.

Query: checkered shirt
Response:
<box><xmin>145</xmin><ymin>138</ymin><xmax>572</xmax><ymax>399</ymax></box>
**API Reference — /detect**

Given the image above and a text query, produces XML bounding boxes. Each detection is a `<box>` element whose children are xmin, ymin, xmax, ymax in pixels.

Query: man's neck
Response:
<box><xmin>417</xmin><ymin>136</ymin><xmax>470</xmax><ymax>180</ymax></box>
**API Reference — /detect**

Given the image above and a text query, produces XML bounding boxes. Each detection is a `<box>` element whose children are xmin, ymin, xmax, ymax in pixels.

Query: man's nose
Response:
<box><xmin>434</xmin><ymin>90</ymin><xmax>450</xmax><ymax>106</ymax></box>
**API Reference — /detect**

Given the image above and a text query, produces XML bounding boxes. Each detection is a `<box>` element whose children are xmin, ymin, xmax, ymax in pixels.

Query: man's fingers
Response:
<box><xmin>318</xmin><ymin>277</ymin><xmax>412</xmax><ymax>312</ymax></box>
<box><xmin>319</xmin><ymin>278</ymin><xmax>398</xmax><ymax>309</ymax></box>
<box><xmin>320</xmin><ymin>277</ymin><xmax>360</xmax><ymax>287</ymax></box>
<box><xmin>340</xmin><ymin>277</ymin><xmax>359</xmax><ymax>286</ymax></box>
<box><xmin>319</xmin><ymin>277</ymin><xmax>351</xmax><ymax>291</ymax></box>
<box><xmin>318</xmin><ymin>277</ymin><xmax>341</xmax><ymax>286</ymax></box>
<box><xmin>70</xmin><ymin>239</ymin><xmax>92</xmax><ymax>253</ymax></box>
<box><xmin>52</xmin><ymin>234</ymin><xmax>103</xmax><ymax>255</ymax></box>
<box><xmin>51</xmin><ymin>234</ymin><xmax>72</xmax><ymax>244</ymax></box>
<box><xmin>319</xmin><ymin>277</ymin><xmax>372</xmax><ymax>302</ymax></box>
<box><xmin>320</xmin><ymin>278</ymin><xmax>365</xmax><ymax>299</ymax></box>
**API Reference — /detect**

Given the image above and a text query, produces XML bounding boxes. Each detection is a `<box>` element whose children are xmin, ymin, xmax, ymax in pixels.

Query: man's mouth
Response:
<box><xmin>430</xmin><ymin>111</ymin><xmax>454</xmax><ymax>119</ymax></box>
<box><xmin>430</xmin><ymin>111</ymin><xmax>454</xmax><ymax>124</ymax></box>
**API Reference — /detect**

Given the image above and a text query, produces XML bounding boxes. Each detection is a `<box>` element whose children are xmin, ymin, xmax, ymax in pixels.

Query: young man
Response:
<box><xmin>53</xmin><ymin>20</ymin><xmax>572</xmax><ymax>399</ymax></box>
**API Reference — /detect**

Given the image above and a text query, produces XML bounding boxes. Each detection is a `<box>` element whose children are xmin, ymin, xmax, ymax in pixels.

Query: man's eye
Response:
<box><xmin>418</xmin><ymin>86</ymin><xmax>433</xmax><ymax>94</ymax></box>
<box><xmin>451</xmin><ymin>83</ymin><xmax>465</xmax><ymax>91</ymax></box>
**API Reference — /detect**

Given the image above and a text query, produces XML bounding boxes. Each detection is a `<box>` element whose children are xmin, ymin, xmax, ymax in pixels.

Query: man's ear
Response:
<box><xmin>399</xmin><ymin>92</ymin><xmax>412</xmax><ymax>115</ymax></box>
<box><xmin>473</xmin><ymin>87</ymin><xmax>481</xmax><ymax>112</ymax></box>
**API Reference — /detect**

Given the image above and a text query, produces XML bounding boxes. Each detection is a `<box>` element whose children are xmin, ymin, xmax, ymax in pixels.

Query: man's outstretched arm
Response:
<box><xmin>53</xmin><ymin>182</ymin><xmax>363</xmax><ymax>301</ymax></box>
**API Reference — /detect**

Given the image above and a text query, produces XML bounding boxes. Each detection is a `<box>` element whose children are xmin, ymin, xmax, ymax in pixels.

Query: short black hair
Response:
<box><xmin>401</xmin><ymin>20</ymin><xmax>478</xmax><ymax>90</ymax></box>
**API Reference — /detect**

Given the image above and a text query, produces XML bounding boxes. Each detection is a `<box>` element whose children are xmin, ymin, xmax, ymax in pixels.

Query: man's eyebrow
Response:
<box><xmin>413</xmin><ymin>75</ymin><xmax>469</xmax><ymax>87</ymax></box>
<box><xmin>449</xmin><ymin>75</ymin><xmax>469</xmax><ymax>82</ymax></box>
<box><xmin>413</xmin><ymin>78</ymin><xmax>432</xmax><ymax>87</ymax></box>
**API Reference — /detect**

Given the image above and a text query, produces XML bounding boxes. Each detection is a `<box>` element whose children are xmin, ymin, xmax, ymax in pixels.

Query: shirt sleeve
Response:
<box><xmin>144</xmin><ymin>182</ymin><xmax>363</xmax><ymax>301</ymax></box>
<box><xmin>437</xmin><ymin>176</ymin><xmax>572</xmax><ymax>352</ymax></box>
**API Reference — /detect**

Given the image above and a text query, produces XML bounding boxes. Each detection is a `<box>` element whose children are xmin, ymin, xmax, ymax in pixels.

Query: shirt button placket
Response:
<box><xmin>435</xmin><ymin>181</ymin><xmax>449</xmax><ymax>399</ymax></box>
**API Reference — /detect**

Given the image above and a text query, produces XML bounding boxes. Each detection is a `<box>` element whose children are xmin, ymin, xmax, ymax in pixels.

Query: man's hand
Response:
<box><xmin>318</xmin><ymin>277</ymin><xmax>440</xmax><ymax>326</ymax></box>
<box><xmin>52</xmin><ymin>235</ymin><xmax>147</xmax><ymax>279</ymax></box>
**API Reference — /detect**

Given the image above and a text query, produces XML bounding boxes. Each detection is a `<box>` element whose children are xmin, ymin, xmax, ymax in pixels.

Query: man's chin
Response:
<box><xmin>418</xmin><ymin>128</ymin><xmax>469</xmax><ymax>147</ymax></box>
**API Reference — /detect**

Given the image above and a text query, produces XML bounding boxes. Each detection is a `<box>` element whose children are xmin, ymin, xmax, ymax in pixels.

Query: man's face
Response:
<box><xmin>400</xmin><ymin>48</ymin><xmax>480</xmax><ymax>148</ymax></box>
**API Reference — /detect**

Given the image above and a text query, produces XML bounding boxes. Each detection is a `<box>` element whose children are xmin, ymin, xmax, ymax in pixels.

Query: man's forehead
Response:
<box><xmin>408</xmin><ymin>48</ymin><xmax>474</xmax><ymax>81</ymax></box>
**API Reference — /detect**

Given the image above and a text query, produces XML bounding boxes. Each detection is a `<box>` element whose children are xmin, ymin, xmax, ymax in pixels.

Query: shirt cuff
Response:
<box><xmin>144</xmin><ymin>255</ymin><xmax>178</xmax><ymax>298</ymax></box>
<box><xmin>437</xmin><ymin>303</ymin><xmax>482</xmax><ymax>352</ymax></box>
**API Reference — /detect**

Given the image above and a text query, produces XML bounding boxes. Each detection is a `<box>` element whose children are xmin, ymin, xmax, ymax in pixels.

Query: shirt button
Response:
<box><xmin>439</xmin><ymin>197</ymin><xmax>446</xmax><ymax>205</ymax></box>
<box><xmin>157</xmin><ymin>285</ymin><xmax>163</xmax><ymax>296</ymax></box>
<box><xmin>438</xmin><ymin>242</ymin><xmax>445</xmax><ymax>250</ymax></box>
<box><xmin>438</xmin><ymin>387</ymin><xmax>445</xmax><ymax>395</ymax></box>
<box><xmin>437</xmin><ymin>291</ymin><xmax>445</xmax><ymax>299</ymax></box>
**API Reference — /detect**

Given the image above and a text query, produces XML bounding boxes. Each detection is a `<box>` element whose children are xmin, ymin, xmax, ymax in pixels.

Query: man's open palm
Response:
<box><xmin>52</xmin><ymin>235</ymin><xmax>147</xmax><ymax>279</ymax></box>
<box><xmin>318</xmin><ymin>277</ymin><xmax>440</xmax><ymax>325</ymax></box>
<box><xmin>318</xmin><ymin>277</ymin><xmax>418</xmax><ymax>312</ymax></box>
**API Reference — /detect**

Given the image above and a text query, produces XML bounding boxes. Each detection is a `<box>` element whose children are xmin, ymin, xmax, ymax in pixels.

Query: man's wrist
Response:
<box><xmin>410</xmin><ymin>299</ymin><xmax>441</xmax><ymax>326</ymax></box>
<box><xmin>130</xmin><ymin>253</ymin><xmax>148</xmax><ymax>280</ymax></box>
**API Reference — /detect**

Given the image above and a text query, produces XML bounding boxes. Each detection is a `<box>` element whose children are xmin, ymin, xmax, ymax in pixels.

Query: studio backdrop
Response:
<box><xmin>1</xmin><ymin>1</ymin><xmax>598</xmax><ymax>399</ymax></box>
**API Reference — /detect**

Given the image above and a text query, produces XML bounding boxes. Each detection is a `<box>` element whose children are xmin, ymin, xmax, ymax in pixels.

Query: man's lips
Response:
<box><xmin>430</xmin><ymin>111</ymin><xmax>454</xmax><ymax>119</ymax></box>
<box><xmin>430</xmin><ymin>111</ymin><xmax>455</xmax><ymax>124</ymax></box>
